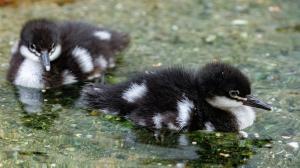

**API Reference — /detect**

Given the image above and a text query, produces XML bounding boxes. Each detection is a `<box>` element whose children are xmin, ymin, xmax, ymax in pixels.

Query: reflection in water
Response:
<box><xmin>14</xmin><ymin>84</ymin><xmax>82</xmax><ymax>114</ymax></box>
<box><xmin>16</xmin><ymin>86</ymin><xmax>43</xmax><ymax>114</ymax></box>
<box><xmin>13</xmin><ymin>84</ymin><xmax>81</xmax><ymax>130</ymax></box>
<box><xmin>127</xmin><ymin>127</ymin><xmax>272</xmax><ymax>167</ymax></box>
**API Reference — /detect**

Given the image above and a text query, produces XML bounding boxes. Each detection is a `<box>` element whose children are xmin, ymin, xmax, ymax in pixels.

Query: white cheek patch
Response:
<box><xmin>122</xmin><ymin>83</ymin><xmax>147</xmax><ymax>103</ymax></box>
<box><xmin>72</xmin><ymin>46</ymin><xmax>94</xmax><ymax>73</ymax></box>
<box><xmin>62</xmin><ymin>70</ymin><xmax>77</xmax><ymax>85</ymax></box>
<box><xmin>49</xmin><ymin>44</ymin><xmax>62</xmax><ymax>61</ymax></box>
<box><xmin>153</xmin><ymin>113</ymin><xmax>163</xmax><ymax>129</ymax></box>
<box><xmin>20</xmin><ymin>45</ymin><xmax>39</xmax><ymax>62</ymax></box>
<box><xmin>177</xmin><ymin>96</ymin><xmax>194</xmax><ymax>128</ymax></box>
<box><xmin>93</xmin><ymin>31</ymin><xmax>112</xmax><ymax>40</ymax></box>
<box><xmin>204</xmin><ymin>122</ymin><xmax>215</xmax><ymax>131</ymax></box>
<box><xmin>206</xmin><ymin>96</ymin><xmax>243</xmax><ymax>110</ymax></box>
<box><xmin>95</xmin><ymin>55</ymin><xmax>108</xmax><ymax>69</ymax></box>
<box><xmin>206</xmin><ymin>96</ymin><xmax>256</xmax><ymax>130</ymax></box>
<box><xmin>14</xmin><ymin>59</ymin><xmax>44</xmax><ymax>89</ymax></box>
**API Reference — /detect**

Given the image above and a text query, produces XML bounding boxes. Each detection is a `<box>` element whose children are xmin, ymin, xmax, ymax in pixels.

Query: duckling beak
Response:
<box><xmin>40</xmin><ymin>50</ymin><xmax>51</xmax><ymax>71</ymax></box>
<box><xmin>243</xmin><ymin>95</ymin><xmax>272</xmax><ymax>111</ymax></box>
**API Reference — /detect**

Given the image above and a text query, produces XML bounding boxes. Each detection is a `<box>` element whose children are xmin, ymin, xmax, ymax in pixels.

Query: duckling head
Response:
<box><xmin>198</xmin><ymin>62</ymin><xmax>271</xmax><ymax>111</ymax></box>
<box><xmin>19</xmin><ymin>19</ymin><xmax>62</xmax><ymax>71</ymax></box>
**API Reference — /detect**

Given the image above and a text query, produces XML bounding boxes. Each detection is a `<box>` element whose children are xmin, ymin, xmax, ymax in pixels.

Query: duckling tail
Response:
<box><xmin>80</xmin><ymin>83</ymin><xmax>133</xmax><ymax>116</ymax></box>
<box><xmin>80</xmin><ymin>83</ymin><xmax>108</xmax><ymax>109</ymax></box>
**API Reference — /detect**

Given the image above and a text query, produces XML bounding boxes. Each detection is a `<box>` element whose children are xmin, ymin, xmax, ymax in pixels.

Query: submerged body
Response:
<box><xmin>81</xmin><ymin>63</ymin><xmax>271</xmax><ymax>132</ymax></box>
<box><xmin>7</xmin><ymin>19</ymin><xmax>130</xmax><ymax>89</ymax></box>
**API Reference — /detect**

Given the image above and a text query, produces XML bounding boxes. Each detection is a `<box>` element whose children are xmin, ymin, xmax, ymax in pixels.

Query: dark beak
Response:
<box><xmin>243</xmin><ymin>95</ymin><xmax>272</xmax><ymax>111</ymax></box>
<box><xmin>40</xmin><ymin>50</ymin><xmax>51</xmax><ymax>71</ymax></box>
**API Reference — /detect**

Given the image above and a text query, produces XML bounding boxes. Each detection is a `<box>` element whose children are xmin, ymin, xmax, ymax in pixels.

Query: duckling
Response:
<box><xmin>81</xmin><ymin>62</ymin><xmax>271</xmax><ymax>133</ymax></box>
<box><xmin>7</xmin><ymin>18</ymin><xmax>130</xmax><ymax>89</ymax></box>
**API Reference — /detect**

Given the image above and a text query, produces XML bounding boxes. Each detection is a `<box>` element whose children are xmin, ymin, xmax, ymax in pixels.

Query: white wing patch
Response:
<box><xmin>72</xmin><ymin>46</ymin><xmax>94</xmax><ymax>73</ymax></box>
<box><xmin>95</xmin><ymin>55</ymin><xmax>108</xmax><ymax>69</ymax></box>
<box><xmin>177</xmin><ymin>96</ymin><xmax>194</xmax><ymax>128</ymax></box>
<box><xmin>62</xmin><ymin>70</ymin><xmax>77</xmax><ymax>85</ymax></box>
<box><xmin>122</xmin><ymin>83</ymin><xmax>147</xmax><ymax>103</ymax></box>
<box><xmin>14</xmin><ymin>59</ymin><xmax>44</xmax><ymax>89</ymax></box>
<box><xmin>93</xmin><ymin>31</ymin><xmax>112</xmax><ymax>40</ymax></box>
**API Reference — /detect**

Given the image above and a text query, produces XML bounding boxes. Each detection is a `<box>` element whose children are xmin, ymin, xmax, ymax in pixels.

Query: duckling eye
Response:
<box><xmin>229</xmin><ymin>90</ymin><xmax>240</xmax><ymax>98</ymax></box>
<box><xmin>51</xmin><ymin>43</ymin><xmax>55</xmax><ymax>49</ymax></box>
<box><xmin>50</xmin><ymin>43</ymin><xmax>56</xmax><ymax>53</ymax></box>
<box><xmin>29</xmin><ymin>44</ymin><xmax>36</xmax><ymax>51</ymax></box>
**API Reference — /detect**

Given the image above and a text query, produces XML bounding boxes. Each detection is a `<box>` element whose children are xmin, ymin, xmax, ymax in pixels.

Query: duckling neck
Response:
<box><xmin>228</xmin><ymin>106</ymin><xmax>256</xmax><ymax>130</ymax></box>
<box><xmin>205</xmin><ymin>96</ymin><xmax>256</xmax><ymax>130</ymax></box>
<box><xmin>14</xmin><ymin>58</ymin><xmax>45</xmax><ymax>89</ymax></box>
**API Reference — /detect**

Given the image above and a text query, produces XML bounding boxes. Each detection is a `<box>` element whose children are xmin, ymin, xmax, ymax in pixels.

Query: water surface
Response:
<box><xmin>0</xmin><ymin>0</ymin><xmax>299</xmax><ymax>167</ymax></box>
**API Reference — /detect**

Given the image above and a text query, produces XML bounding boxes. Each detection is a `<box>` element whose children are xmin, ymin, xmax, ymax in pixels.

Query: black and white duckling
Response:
<box><xmin>7</xmin><ymin>18</ymin><xmax>130</xmax><ymax>89</ymax></box>
<box><xmin>81</xmin><ymin>62</ymin><xmax>271</xmax><ymax>133</ymax></box>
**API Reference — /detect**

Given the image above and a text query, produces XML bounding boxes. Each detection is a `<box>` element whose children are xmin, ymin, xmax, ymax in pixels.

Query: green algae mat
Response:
<box><xmin>0</xmin><ymin>0</ymin><xmax>299</xmax><ymax>167</ymax></box>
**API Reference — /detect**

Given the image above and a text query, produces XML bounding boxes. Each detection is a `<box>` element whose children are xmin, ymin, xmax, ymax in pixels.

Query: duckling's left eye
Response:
<box><xmin>51</xmin><ymin>43</ymin><xmax>55</xmax><ymax>49</ymax></box>
<box><xmin>229</xmin><ymin>90</ymin><xmax>240</xmax><ymax>98</ymax></box>
<box><xmin>29</xmin><ymin>44</ymin><xmax>36</xmax><ymax>51</ymax></box>
<box><xmin>50</xmin><ymin>43</ymin><xmax>56</xmax><ymax>52</ymax></box>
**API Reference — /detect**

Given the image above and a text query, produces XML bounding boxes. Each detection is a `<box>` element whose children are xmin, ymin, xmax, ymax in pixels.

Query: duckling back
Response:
<box><xmin>81</xmin><ymin>67</ymin><xmax>201</xmax><ymax>131</ymax></box>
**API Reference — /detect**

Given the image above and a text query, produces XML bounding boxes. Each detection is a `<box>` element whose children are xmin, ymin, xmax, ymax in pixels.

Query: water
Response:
<box><xmin>0</xmin><ymin>0</ymin><xmax>299</xmax><ymax>167</ymax></box>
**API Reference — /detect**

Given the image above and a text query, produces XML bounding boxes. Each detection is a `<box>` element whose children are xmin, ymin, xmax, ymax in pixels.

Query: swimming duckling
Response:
<box><xmin>81</xmin><ymin>62</ymin><xmax>271</xmax><ymax>133</ymax></box>
<box><xmin>7</xmin><ymin>18</ymin><xmax>130</xmax><ymax>89</ymax></box>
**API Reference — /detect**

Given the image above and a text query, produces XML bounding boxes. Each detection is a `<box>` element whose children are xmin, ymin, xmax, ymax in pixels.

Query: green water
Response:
<box><xmin>0</xmin><ymin>0</ymin><xmax>299</xmax><ymax>167</ymax></box>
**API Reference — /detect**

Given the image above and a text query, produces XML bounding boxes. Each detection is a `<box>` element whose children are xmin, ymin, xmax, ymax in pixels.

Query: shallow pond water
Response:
<box><xmin>0</xmin><ymin>0</ymin><xmax>299</xmax><ymax>167</ymax></box>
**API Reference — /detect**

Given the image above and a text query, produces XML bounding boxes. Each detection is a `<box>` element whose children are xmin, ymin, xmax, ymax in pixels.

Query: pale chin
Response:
<box><xmin>19</xmin><ymin>44</ymin><xmax>62</xmax><ymax>62</ymax></box>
